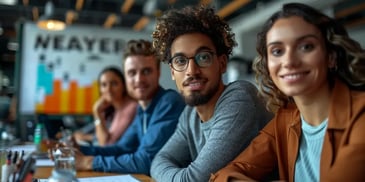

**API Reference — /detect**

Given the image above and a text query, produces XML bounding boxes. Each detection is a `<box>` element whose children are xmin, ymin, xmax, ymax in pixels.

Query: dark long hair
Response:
<box><xmin>97</xmin><ymin>66</ymin><xmax>126</xmax><ymax>118</ymax></box>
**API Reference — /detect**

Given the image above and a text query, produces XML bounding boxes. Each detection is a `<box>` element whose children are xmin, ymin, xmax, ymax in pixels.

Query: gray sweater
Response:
<box><xmin>150</xmin><ymin>80</ymin><xmax>273</xmax><ymax>182</ymax></box>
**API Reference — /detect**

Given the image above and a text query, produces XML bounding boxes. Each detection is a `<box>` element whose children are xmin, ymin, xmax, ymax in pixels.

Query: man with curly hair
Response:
<box><xmin>150</xmin><ymin>5</ymin><xmax>273</xmax><ymax>181</ymax></box>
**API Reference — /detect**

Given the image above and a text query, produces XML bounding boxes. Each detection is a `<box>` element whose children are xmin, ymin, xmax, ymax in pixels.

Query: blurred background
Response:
<box><xmin>0</xmin><ymin>0</ymin><xmax>364</xmax><ymax>142</ymax></box>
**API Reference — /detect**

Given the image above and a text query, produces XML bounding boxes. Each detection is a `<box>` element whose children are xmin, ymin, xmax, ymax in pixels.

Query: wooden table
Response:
<box><xmin>34</xmin><ymin>166</ymin><xmax>154</xmax><ymax>182</ymax></box>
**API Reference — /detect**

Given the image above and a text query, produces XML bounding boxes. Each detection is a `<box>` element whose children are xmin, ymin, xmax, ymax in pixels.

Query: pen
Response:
<box><xmin>15</xmin><ymin>155</ymin><xmax>35</xmax><ymax>182</ymax></box>
<box><xmin>16</xmin><ymin>150</ymin><xmax>25</xmax><ymax>169</ymax></box>
<box><xmin>1</xmin><ymin>151</ymin><xmax>12</xmax><ymax>182</ymax></box>
<box><xmin>12</xmin><ymin>151</ymin><xmax>18</xmax><ymax>164</ymax></box>
<box><xmin>9</xmin><ymin>151</ymin><xmax>19</xmax><ymax>182</ymax></box>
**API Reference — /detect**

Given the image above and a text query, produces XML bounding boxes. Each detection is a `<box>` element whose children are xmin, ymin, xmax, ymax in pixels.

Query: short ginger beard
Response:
<box><xmin>181</xmin><ymin>81</ymin><xmax>219</xmax><ymax>106</ymax></box>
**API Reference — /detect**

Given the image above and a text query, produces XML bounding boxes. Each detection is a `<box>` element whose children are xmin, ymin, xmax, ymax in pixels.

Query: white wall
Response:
<box><xmin>160</xmin><ymin>63</ymin><xmax>177</xmax><ymax>90</ymax></box>
<box><xmin>349</xmin><ymin>28</ymin><xmax>365</xmax><ymax>48</ymax></box>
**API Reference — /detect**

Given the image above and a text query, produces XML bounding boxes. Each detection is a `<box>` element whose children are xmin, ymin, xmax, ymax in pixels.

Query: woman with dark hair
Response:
<box><xmin>211</xmin><ymin>3</ymin><xmax>365</xmax><ymax>182</ymax></box>
<box><xmin>73</xmin><ymin>66</ymin><xmax>137</xmax><ymax>146</ymax></box>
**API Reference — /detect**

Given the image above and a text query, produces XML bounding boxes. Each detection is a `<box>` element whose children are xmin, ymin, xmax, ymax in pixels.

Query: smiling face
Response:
<box><xmin>266</xmin><ymin>16</ymin><xmax>334</xmax><ymax>98</ymax></box>
<box><xmin>99</xmin><ymin>71</ymin><xmax>124</xmax><ymax>103</ymax></box>
<box><xmin>124</xmin><ymin>55</ymin><xmax>160</xmax><ymax>102</ymax></box>
<box><xmin>170</xmin><ymin>33</ymin><xmax>227</xmax><ymax>106</ymax></box>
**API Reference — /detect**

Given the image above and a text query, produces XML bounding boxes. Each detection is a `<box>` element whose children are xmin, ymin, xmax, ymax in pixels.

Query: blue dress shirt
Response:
<box><xmin>80</xmin><ymin>86</ymin><xmax>185</xmax><ymax>174</ymax></box>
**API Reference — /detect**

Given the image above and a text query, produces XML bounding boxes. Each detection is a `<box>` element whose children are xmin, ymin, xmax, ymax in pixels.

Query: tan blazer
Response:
<box><xmin>210</xmin><ymin>79</ymin><xmax>365</xmax><ymax>182</ymax></box>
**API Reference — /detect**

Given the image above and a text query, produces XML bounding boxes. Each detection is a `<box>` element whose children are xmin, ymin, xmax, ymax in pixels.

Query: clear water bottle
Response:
<box><xmin>48</xmin><ymin>169</ymin><xmax>79</xmax><ymax>182</ymax></box>
<box><xmin>33</xmin><ymin>123</ymin><xmax>42</xmax><ymax>150</ymax></box>
<box><xmin>33</xmin><ymin>122</ymin><xmax>48</xmax><ymax>153</ymax></box>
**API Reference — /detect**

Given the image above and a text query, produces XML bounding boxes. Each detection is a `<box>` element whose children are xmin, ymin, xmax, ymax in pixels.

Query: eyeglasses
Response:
<box><xmin>169</xmin><ymin>51</ymin><xmax>216</xmax><ymax>72</ymax></box>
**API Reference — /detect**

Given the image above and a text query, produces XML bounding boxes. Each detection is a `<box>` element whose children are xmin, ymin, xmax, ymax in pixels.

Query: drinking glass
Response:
<box><xmin>53</xmin><ymin>147</ymin><xmax>76</xmax><ymax>177</ymax></box>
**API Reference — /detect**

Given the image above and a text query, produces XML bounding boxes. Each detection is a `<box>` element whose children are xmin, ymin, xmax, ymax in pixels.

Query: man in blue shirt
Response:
<box><xmin>73</xmin><ymin>39</ymin><xmax>186</xmax><ymax>175</ymax></box>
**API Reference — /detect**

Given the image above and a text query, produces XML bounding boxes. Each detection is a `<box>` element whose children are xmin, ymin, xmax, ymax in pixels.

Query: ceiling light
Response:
<box><xmin>0</xmin><ymin>0</ymin><xmax>16</xmax><ymax>5</ymax></box>
<box><xmin>37</xmin><ymin>1</ymin><xmax>66</xmax><ymax>31</ymax></box>
<box><xmin>7</xmin><ymin>41</ymin><xmax>18</xmax><ymax>51</ymax></box>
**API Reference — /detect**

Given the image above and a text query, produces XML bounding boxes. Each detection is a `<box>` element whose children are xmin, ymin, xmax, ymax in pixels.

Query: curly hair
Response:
<box><xmin>152</xmin><ymin>5</ymin><xmax>237</xmax><ymax>63</ymax></box>
<box><xmin>123</xmin><ymin>39</ymin><xmax>160</xmax><ymax>69</ymax></box>
<box><xmin>253</xmin><ymin>3</ymin><xmax>365</xmax><ymax>112</ymax></box>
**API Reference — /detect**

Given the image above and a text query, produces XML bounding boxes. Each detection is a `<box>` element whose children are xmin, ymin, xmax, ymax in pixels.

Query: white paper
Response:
<box><xmin>38</xmin><ymin>174</ymin><xmax>141</xmax><ymax>182</ymax></box>
<box><xmin>8</xmin><ymin>144</ymin><xmax>36</xmax><ymax>160</ymax></box>
<box><xmin>35</xmin><ymin>158</ymin><xmax>55</xmax><ymax>166</ymax></box>
<box><xmin>9</xmin><ymin>144</ymin><xmax>36</xmax><ymax>154</ymax></box>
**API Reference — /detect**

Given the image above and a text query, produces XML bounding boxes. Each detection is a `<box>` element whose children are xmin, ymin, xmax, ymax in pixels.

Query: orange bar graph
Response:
<box><xmin>53</xmin><ymin>80</ymin><xmax>61</xmax><ymax>112</ymax></box>
<box><xmin>36</xmin><ymin>102</ymin><xmax>44</xmax><ymax>112</ymax></box>
<box><xmin>36</xmin><ymin>79</ymin><xmax>98</xmax><ymax>114</ymax></box>
<box><xmin>43</xmin><ymin>80</ymin><xmax>60</xmax><ymax>113</ymax></box>
<box><xmin>69</xmin><ymin>81</ymin><xmax>77</xmax><ymax>114</ymax></box>
<box><xmin>61</xmin><ymin>87</ymin><xmax>69</xmax><ymax>113</ymax></box>
<box><xmin>92</xmin><ymin>81</ymin><xmax>99</xmax><ymax>101</ymax></box>
<box><xmin>84</xmin><ymin>86</ymin><xmax>93</xmax><ymax>113</ymax></box>
<box><xmin>76</xmin><ymin>87</ymin><xmax>85</xmax><ymax>113</ymax></box>
<box><xmin>43</xmin><ymin>94</ymin><xmax>53</xmax><ymax>113</ymax></box>
<box><xmin>92</xmin><ymin>80</ymin><xmax>99</xmax><ymax>111</ymax></box>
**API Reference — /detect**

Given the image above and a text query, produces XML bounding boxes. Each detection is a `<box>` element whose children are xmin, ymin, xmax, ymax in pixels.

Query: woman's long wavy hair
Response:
<box><xmin>253</xmin><ymin>3</ymin><xmax>365</xmax><ymax>112</ymax></box>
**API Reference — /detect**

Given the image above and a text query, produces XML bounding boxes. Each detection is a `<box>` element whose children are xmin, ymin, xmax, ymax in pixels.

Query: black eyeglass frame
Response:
<box><xmin>168</xmin><ymin>51</ymin><xmax>216</xmax><ymax>72</ymax></box>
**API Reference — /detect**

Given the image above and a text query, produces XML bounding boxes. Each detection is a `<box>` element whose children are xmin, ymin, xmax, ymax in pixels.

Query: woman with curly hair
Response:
<box><xmin>150</xmin><ymin>5</ymin><xmax>272</xmax><ymax>182</ymax></box>
<box><xmin>211</xmin><ymin>3</ymin><xmax>365</xmax><ymax>182</ymax></box>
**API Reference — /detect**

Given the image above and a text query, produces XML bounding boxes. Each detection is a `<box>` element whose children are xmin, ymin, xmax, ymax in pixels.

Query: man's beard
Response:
<box><xmin>182</xmin><ymin>83</ymin><xmax>218</xmax><ymax>106</ymax></box>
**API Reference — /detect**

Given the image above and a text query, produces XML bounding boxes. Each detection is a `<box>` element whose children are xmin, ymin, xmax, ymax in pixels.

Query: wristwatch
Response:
<box><xmin>94</xmin><ymin>119</ymin><xmax>101</xmax><ymax>126</ymax></box>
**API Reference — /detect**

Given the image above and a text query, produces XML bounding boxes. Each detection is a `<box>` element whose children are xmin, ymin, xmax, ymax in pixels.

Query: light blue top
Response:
<box><xmin>295</xmin><ymin>115</ymin><xmax>328</xmax><ymax>182</ymax></box>
<box><xmin>80</xmin><ymin>86</ymin><xmax>185</xmax><ymax>175</ymax></box>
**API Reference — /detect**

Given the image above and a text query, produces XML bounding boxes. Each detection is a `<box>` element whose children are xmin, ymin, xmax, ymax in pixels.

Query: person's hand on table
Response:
<box><xmin>73</xmin><ymin>131</ymin><xmax>89</xmax><ymax>143</ymax></box>
<box><xmin>73</xmin><ymin>131</ymin><xmax>82</xmax><ymax>140</ymax></box>
<box><xmin>74</xmin><ymin>149</ymin><xmax>94</xmax><ymax>171</ymax></box>
<box><xmin>47</xmin><ymin>136</ymin><xmax>79</xmax><ymax>160</ymax></box>
<box><xmin>47</xmin><ymin>136</ymin><xmax>93</xmax><ymax>171</ymax></box>
<box><xmin>44</xmin><ymin>139</ymin><xmax>58</xmax><ymax>150</ymax></box>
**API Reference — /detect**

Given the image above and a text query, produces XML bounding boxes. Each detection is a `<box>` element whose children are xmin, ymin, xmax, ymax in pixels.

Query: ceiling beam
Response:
<box><xmin>103</xmin><ymin>14</ymin><xmax>118</xmax><ymax>29</ymax></box>
<box><xmin>344</xmin><ymin>17</ymin><xmax>365</xmax><ymax>28</ymax></box>
<box><xmin>217</xmin><ymin>0</ymin><xmax>251</xmax><ymax>18</ymax></box>
<box><xmin>335</xmin><ymin>2</ymin><xmax>365</xmax><ymax>18</ymax></box>
<box><xmin>168</xmin><ymin>0</ymin><xmax>176</xmax><ymax>4</ymax></box>
<box><xmin>32</xmin><ymin>7</ymin><xmax>39</xmax><ymax>21</ymax></box>
<box><xmin>66</xmin><ymin>10</ymin><xmax>77</xmax><ymax>25</ymax></box>
<box><xmin>121</xmin><ymin>0</ymin><xmax>135</xmax><ymax>14</ymax></box>
<box><xmin>75</xmin><ymin>0</ymin><xmax>84</xmax><ymax>11</ymax></box>
<box><xmin>22</xmin><ymin>0</ymin><xmax>29</xmax><ymax>6</ymax></box>
<box><xmin>200</xmin><ymin>0</ymin><xmax>212</xmax><ymax>6</ymax></box>
<box><xmin>133</xmin><ymin>16</ymin><xmax>150</xmax><ymax>31</ymax></box>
